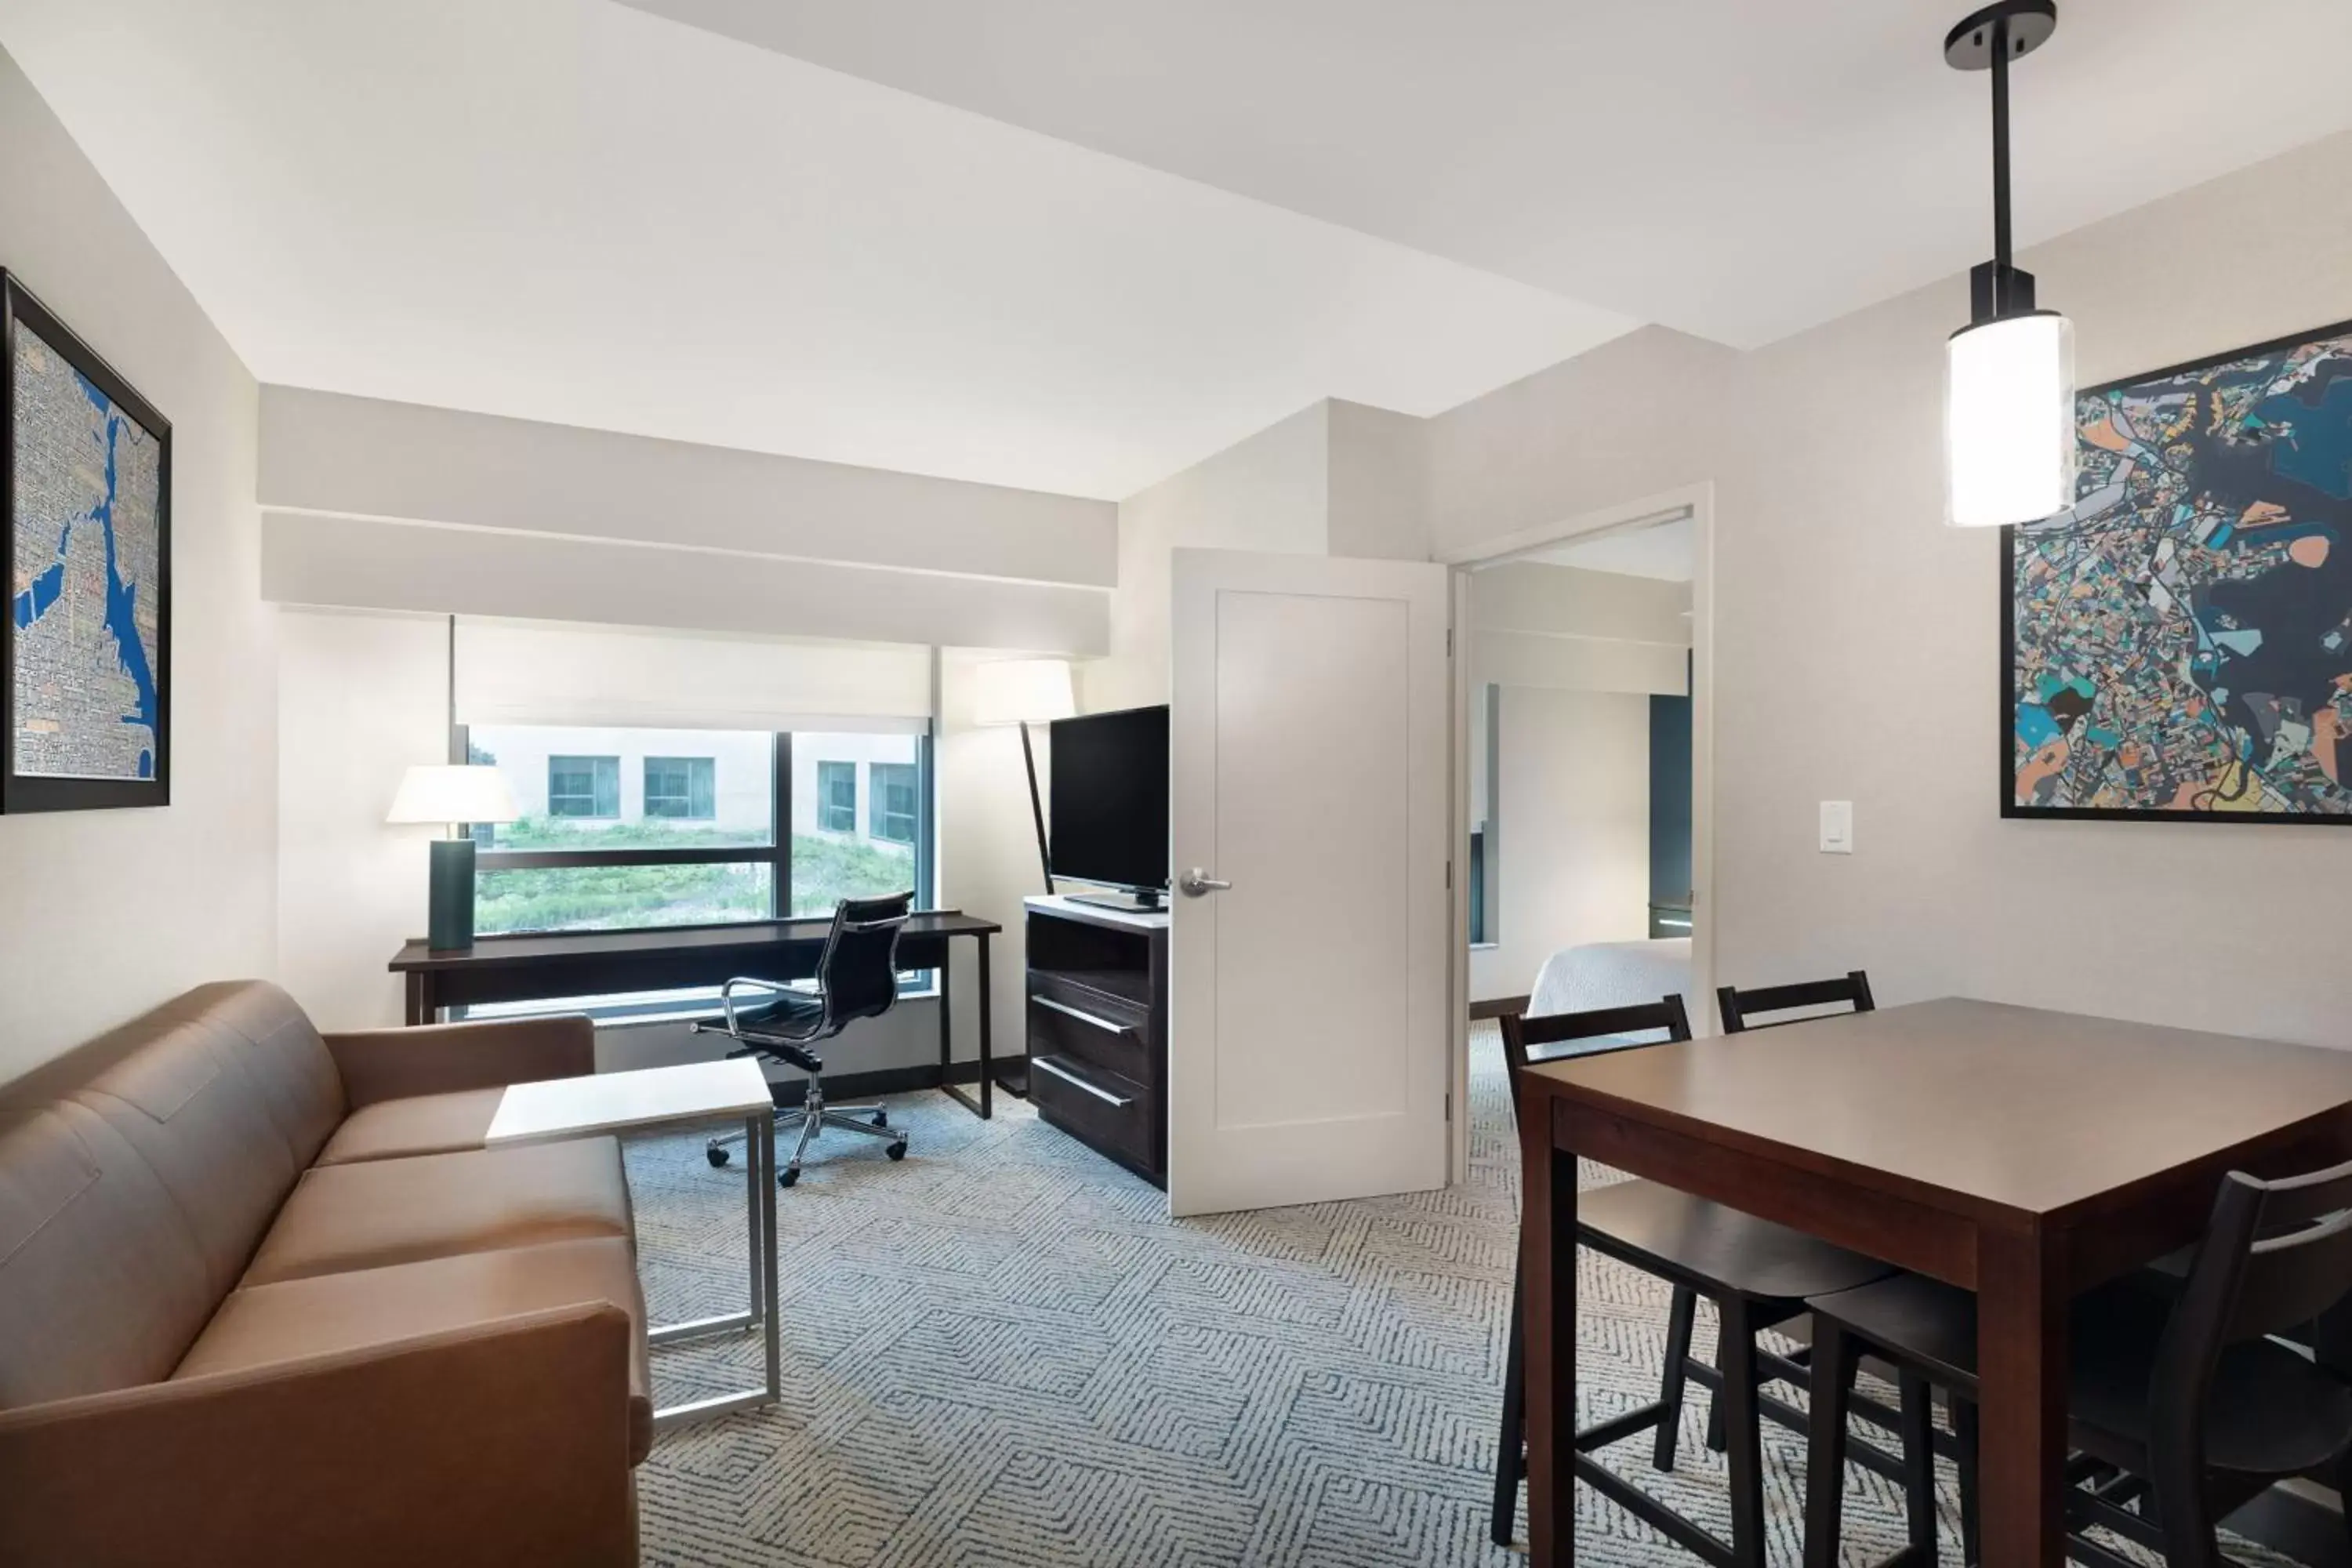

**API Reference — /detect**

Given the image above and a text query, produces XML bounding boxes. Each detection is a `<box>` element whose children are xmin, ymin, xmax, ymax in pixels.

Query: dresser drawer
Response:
<box><xmin>1027</xmin><ymin>988</ymin><xmax>1152</xmax><ymax>1082</ymax></box>
<box><xmin>1030</xmin><ymin>1053</ymin><xmax>1158</xmax><ymax>1177</ymax></box>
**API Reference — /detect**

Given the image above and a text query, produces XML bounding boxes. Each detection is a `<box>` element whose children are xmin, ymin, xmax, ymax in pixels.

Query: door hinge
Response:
<box><xmin>1444</xmin><ymin>1091</ymin><xmax>1453</xmax><ymax>1123</ymax></box>
<box><xmin>1445</xmin><ymin>858</ymin><xmax>1453</xmax><ymax>889</ymax></box>
<box><xmin>1446</xmin><ymin>627</ymin><xmax>1454</xmax><ymax>656</ymax></box>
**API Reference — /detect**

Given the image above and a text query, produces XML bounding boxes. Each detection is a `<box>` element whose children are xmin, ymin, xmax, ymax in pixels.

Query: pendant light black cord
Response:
<box><xmin>1990</xmin><ymin>13</ymin><xmax>2013</xmax><ymax>272</ymax></box>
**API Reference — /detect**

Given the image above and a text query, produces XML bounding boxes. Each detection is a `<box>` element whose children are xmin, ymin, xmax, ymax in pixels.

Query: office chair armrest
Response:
<box><xmin>324</xmin><ymin>1013</ymin><xmax>596</xmax><ymax>1107</ymax></box>
<box><xmin>710</xmin><ymin>975</ymin><xmax>805</xmax><ymax>1036</ymax></box>
<box><xmin>0</xmin><ymin>1303</ymin><xmax>639</xmax><ymax>1568</ymax></box>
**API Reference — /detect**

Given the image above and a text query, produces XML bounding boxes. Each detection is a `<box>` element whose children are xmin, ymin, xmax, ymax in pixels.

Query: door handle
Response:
<box><xmin>1178</xmin><ymin>868</ymin><xmax>1232</xmax><ymax>898</ymax></box>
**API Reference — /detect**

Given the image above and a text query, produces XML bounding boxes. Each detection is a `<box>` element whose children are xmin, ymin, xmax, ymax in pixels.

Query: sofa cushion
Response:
<box><xmin>0</xmin><ymin>1103</ymin><xmax>214</xmax><ymax>1410</ymax></box>
<box><xmin>241</xmin><ymin>1138</ymin><xmax>633</xmax><ymax>1287</ymax></box>
<box><xmin>176</xmin><ymin>1238</ymin><xmax>655</xmax><ymax>1464</ymax></box>
<box><xmin>174</xmin><ymin>980</ymin><xmax>347</xmax><ymax>1167</ymax></box>
<box><xmin>313</xmin><ymin>1088</ymin><xmax>506</xmax><ymax>1167</ymax></box>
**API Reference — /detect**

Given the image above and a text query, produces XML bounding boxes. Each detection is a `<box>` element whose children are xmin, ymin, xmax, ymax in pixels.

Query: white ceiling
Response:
<box><xmin>7</xmin><ymin>2</ymin><xmax>2349</xmax><ymax>503</ymax></box>
<box><xmin>1524</xmin><ymin>516</ymin><xmax>1695</xmax><ymax>583</ymax></box>
<box><xmin>0</xmin><ymin>0</ymin><xmax>1630</xmax><ymax>500</ymax></box>
<box><xmin>619</xmin><ymin>0</ymin><xmax>2352</xmax><ymax>349</ymax></box>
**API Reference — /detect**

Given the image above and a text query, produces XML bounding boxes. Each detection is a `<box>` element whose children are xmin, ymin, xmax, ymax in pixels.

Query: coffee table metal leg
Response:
<box><xmin>761</xmin><ymin>1113</ymin><xmax>781</xmax><ymax>1402</ymax></box>
<box><xmin>746</xmin><ymin>1108</ymin><xmax>765</xmax><ymax>1321</ymax></box>
<box><xmin>650</xmin><ymin>1111</ymin><xmax>784</xmax><ymax>1433</ymax></box>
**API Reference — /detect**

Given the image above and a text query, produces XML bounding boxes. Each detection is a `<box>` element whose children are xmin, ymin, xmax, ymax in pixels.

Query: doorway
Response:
<box><xmin>1441</xmin><ymin>487</ymin><xmax>1715</xmax><ymax>1178</ymax></box>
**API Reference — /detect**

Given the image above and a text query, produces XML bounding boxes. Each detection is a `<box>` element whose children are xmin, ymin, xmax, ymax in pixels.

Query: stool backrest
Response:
<box><xmin>1497</xmin><ymin>994</ymin><xmax>1692</xmax><ymax>1103</ymax></box>
<box><xmin>815</xmin><ymin>892</ymin><xmax>913</xmax><ymax>1030</ymax></box>
<box><xmin>2154</xmin><ymin>1157</ymin><xmax>2352</xmax><ymax>1488</ymax></box>
<box><xmin>1715</xmin><ymin>971</ymin><xmax>1875</xmax><ymax>1033</ymax></box>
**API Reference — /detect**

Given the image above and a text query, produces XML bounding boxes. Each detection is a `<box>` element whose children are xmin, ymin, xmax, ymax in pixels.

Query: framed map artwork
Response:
<box><xmin>2005</xmin><ymin>319</ymin><xmax>2352</xmax><ymax>822</ymax></box>
<box><xmin>2</xmin><ymin>272</ymin><xmax>171</xmax><ymax>812</ymax></box>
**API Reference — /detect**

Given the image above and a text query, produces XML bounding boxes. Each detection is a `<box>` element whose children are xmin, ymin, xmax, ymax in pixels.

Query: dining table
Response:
<box><xmin>1513</xmin><ymin>996</ymin><xmax>2352</xmax><ymax>1566</ymax></box>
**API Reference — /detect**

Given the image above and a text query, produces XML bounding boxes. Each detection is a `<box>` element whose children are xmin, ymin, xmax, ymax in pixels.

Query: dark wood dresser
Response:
<box><xmin>1022</xmin><ymin>895</ymin><xmax>1168</xmax><ymax>1186</ymax></box>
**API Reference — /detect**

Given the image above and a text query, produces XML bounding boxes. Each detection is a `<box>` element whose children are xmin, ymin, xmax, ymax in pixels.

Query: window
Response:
<box><xmin>870</xmin><ymin>762</ymin><xmax>917</xmax><ymax>846</ymax></box>
<box><xmin>465</xmin><ymin>724</ymin><xmax>931</xmax><ymax>938</ymax></box>
<box><xmin>547</xmin><ymin>756</ymin><xmax>619</xmax><ymax>818</ymax></box>
<box><xmin>644</xmin><ymin>756</ymin><xmax>716</xmax><ymax>819</ymax></box>
<box><xmin>815</xmin><ymin>760</ymin><xmax>856</xmax><ymax>833</ymax></box>
<box><xmin>791</xmin><ymin>734</ymin><xmax>925</xmax><ymax>916</ymax></box>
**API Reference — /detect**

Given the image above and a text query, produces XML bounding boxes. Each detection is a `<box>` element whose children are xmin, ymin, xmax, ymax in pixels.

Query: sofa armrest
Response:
<box><xmin>0</xmin><ymin>1302</ymin><xmax>638</xmax><ymax>1568</ymax></box>
<box><xmin>325</xmin><ymin>1014</ymin><xmax>595</xmax><ymax>1107</ymax></box>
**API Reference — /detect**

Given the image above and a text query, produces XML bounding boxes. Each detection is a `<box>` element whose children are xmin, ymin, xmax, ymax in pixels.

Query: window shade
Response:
<box><xmin>454</xmin><ymin>619</ymin><xmax>931</xmax><ymax>734</ymax></box>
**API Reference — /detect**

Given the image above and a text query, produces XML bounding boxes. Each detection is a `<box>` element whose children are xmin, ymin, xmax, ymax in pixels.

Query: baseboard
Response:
<box><xmin>1469</xmin><ymin>996</ymin><xmax>1530</xmax><ymax>1022</ymax></box>
<box><xmin>763</xmin><ymin>1055</ymin><xmax>1019</xmax><ymax>1108</ymax></box>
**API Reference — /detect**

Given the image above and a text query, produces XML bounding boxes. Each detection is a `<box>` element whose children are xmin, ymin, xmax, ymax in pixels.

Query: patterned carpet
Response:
<box><xmin>622</xmin><ymin>1025</ymin><xmax>2305</xmax><ymax>1567</ymax></box>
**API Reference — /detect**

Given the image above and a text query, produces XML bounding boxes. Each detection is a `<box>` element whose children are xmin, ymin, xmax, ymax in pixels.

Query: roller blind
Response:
<box><xmin>454</xmin><ymin>618</ymin><xmax>932</xmax><ymax>734</ymax></box>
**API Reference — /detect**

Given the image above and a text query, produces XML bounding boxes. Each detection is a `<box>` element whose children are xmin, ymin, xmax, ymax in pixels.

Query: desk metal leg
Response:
<box><xmin>978</xmin><ymin>932</ymin><xmax>993</xmax><ymax>1120</ymax></box>
<box><xmin>939</xmin><ymin>935</ymin><xmax>989</xmax><ymax>1120</ymax></box>
<box><xmin>651</xmin><ymin>1111</ymin><xmax>783</xmax><ymax>1433</ymax></box>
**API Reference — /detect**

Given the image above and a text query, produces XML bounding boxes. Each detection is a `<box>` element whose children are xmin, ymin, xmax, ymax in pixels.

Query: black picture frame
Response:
<box><xmin>2001</xmin><ymin>315</ymin><xmax>2352</xmax><ymax>826</ymax></box>
<box><xmin>1</xmin><ymin>270</ymin><xmax>172</xmax><ymax>812</ymax></box>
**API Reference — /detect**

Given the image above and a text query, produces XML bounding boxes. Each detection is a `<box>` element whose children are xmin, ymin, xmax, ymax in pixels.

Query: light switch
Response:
<box><xmin>1820</xmin><ymin>800</ymin><xmax>1853</xmax><ymax>854</ymax></box>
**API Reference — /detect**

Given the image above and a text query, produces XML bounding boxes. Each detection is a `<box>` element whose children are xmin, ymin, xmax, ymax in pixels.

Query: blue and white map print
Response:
<box><xmin>10</xmin><ymin>322</ymin><xmax>162</xmax><ymax>781</ymax></box>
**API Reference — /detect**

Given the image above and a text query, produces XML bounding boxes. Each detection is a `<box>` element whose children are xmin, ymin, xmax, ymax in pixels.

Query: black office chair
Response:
<box><xmin>1491</xmin><ymin>996</ymin><xmax>1896</xmax><ymax>1563</ymax></box>
<box><xmin>1804</xmin><ymin>1156</ymin><xmax>2352</xmax><ymax>1568</ymax></box>
<box><xmin>693</xmin><ymin>892</ymin><xmax>913</xmax><ymax>1188</ymax></box>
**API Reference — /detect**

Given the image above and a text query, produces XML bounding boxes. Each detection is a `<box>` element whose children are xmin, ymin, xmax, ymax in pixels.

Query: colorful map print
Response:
<box><xmin>9</xmin><ymin>322</ymin><xmax>162</xmax><ymax>783</ymax></box>
<box><xmin>2010</xmin><ymin>327</ymin><xmax>2352</xmax><ymax>816</ymax></box>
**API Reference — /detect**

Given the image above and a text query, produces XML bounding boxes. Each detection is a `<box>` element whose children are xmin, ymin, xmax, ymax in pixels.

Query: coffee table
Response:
<box><xmin>488</xmin><ymin>1057</ymin><xmax>780</xmax><ymax>1433</ymax></box>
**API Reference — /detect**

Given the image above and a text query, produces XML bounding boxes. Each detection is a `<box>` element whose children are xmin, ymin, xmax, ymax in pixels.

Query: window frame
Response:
<box><xmin>642</xmin><ymin>754</ymin><xmax>716</xmax><ymax>821</ymax></box>
<box><xmin>815</xmin><ymin>759</ymin><xmax>857</xmax><ymax>833</ymax></box>
<box><xmin>546</xmin><ymin>754</ymin><xmax>621</xmax><ymax>819</ymax></box>
<box><xmin>869</xmin><ymin>761</ymin><xmax>918</xmax><ymax>845</ymax></box>
<box><xmin>467</xmin><ymin>730</ymin><xmax>935</xmax><ymax>933</ymax></box>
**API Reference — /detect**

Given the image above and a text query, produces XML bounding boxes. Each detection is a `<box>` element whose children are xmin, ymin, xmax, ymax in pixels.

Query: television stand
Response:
<box><xmin>1064</xmin><ymin>888</ymin><xmax>1163</xmax><ymax>914</ymax></box>
<box><xmin>1022</xmin><ymin>895</ymin><xmax>1168</xmax><ymax>1186</ymax></box>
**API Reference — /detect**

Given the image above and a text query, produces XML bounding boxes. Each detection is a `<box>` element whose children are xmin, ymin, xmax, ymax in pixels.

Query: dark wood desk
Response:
<box><xmin>390</xmin><ymin>912</ymin><xmax>1004</xmax><ymax>1118</ymax></box>
<box><xmin>1514</xmin><ymin>997</ymin><xmax>2352</xmax><ymax>1567</ymax></box>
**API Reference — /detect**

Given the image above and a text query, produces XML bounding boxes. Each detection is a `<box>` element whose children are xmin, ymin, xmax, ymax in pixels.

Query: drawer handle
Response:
<box><xmin>1034</xmin><ymin>1057</ymin><xmax>1134</xmax><ymax>1108</ymax></box>
<box><xmin>1034</xmin><ymin>996</ymin><xmax>1131</xmax><ymax>1035</ymax></box>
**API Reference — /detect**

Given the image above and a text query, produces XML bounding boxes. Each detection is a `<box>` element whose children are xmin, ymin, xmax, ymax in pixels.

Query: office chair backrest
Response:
<box><xmin>814</xmin><ymin>892</ymin><xmax>913</xmax><ymax>1030</ymax></box>
<box><xmin>1715</xmin><ymin>970</ymin><xmax>1875</xmax><ymax>1033</ymax></box>
<box><xmin>1496</xmin><ymin>994</ymin><xmax>1692</xmax><ymax>1101</ymax></box>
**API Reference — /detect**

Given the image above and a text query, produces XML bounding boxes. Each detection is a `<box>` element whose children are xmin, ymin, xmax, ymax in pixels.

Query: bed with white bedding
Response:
<box><xmin>1526</xmin><ymin>936</ymin><xmax>1693</xmax><ymax>1018</ymax></box>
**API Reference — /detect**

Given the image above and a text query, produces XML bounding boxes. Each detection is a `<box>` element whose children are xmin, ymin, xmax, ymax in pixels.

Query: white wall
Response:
<box><xmin>277</xmin><ymin>608</ymin><xmax>446</xmax><ymax>1030</ymax></box>
<box><xmin>257</xmin><ymin>388</ymin><xmax>1118</xmax><ymax>659</ymax></box>
<box><xmin>1088</xmin><ymin>401</ymin><xmax>1333</xmax><ymax>710</ymax></box>
<box><xmin>263</xmin><ymin>510</ymin><xmax>1109</xmax><ymax>655</ymax></box>
<box><xmin>1480</xmin><ymin>688</ymin><xmax>1652</xmax><ymax>1001</ymax></box>
<box><xmin>0</xmin><ymin>44</ymin><xmax>278</xmax><ymax>1083</ymax></box>
<box><xmin>1421</xmin><ymin>326</ymin><xmax>1736</xmax><ymax>560</ymax></box>
<box><xmin>1710</xmin><ymin>129</ymin><xmax>2352</xmax><ymax>1046</ymax></box>
<box><xmin>260</xmin><ymin>387</ymin><xmax>1118</xmax><ymax>587</ymax></box>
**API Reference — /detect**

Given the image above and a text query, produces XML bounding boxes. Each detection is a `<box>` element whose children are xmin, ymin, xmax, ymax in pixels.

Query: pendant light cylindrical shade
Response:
<box><xmin>1946</xmin><ymin>309</ymin><xmax>2075</xmax><ymax>528</ymax></box>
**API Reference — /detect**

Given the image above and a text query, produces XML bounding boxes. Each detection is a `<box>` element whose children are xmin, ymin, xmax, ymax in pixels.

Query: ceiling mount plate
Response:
<box><xmin>1944</xmin><ymin>1</ymin><xmax>2058</xmax><ymax>70</ymax></box>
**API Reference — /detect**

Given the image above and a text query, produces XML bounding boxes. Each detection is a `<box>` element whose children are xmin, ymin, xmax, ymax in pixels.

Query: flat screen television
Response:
<box><xmin>1048</xmin><ymin>704</ymin><xmax>1170</xmax><ymax>908</ymax></box>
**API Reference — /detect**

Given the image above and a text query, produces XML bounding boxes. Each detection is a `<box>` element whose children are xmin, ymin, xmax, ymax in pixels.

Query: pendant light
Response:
<box><xmin>1943</xmin><ymin>1</ymin><xmax>2074</xmax><ymax>528</ymax></box>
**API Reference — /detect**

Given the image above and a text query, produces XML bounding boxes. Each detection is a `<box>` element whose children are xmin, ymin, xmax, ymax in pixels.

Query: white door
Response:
<box><xmin>1167</xmin><ymin>547</ymin><xmax>1452</xmax><ymax>1218</ymax></box>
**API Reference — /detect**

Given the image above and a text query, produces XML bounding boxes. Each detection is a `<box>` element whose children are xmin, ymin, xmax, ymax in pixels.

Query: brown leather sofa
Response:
<box><xmin>0</xmin><ymin>981</ymin><xmax>650</xmax><ymax>1566</ymax></box>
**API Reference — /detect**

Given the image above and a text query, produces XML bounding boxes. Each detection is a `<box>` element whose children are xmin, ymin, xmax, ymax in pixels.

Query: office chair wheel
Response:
<box><xmin>706</xmin><ymin>1144</ymin><xmax>731</xmax><ymax>1168</ymax></box>
<box><xmin>887</xmin><ymin>1140</ymin><xmax>908</xmax><ymax>1161</ymax></box>
<box><xmin>871</xmin><ymin>1109</ymin><xmax>888</xmax><ymax>1128</ymax></box>
<box><xmin>779</xmin><ymin>1167</ymin><xmax>801</xmax><ymax>1189</ymax></box>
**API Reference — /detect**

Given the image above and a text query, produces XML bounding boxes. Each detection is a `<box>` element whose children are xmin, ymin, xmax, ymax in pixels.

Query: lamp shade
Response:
<box><xmin>1946</xmin><ymin>310</ymin><xmax>2077</xmax><ymax>528</ymax></box>
<box><xmin>387</xmin><ymin>764</ymin><xmax>520</xmax><ymax>826</ymax></box>
<box><xmin>971</xmin><ymin>659</ymin><xmax>1076</xmax><ymax>728</ymax></box>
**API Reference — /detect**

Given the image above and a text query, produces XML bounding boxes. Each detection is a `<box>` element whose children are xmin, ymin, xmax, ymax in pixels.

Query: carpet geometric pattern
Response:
<box><xmin>625</xmin><ymin>1025</ymin><xmax>2306</xmax><ymax>1567</ymax></box>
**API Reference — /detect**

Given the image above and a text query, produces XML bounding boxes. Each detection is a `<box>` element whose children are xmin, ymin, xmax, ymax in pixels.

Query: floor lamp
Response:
<box><xmin>972</xmin><ymin>659</ymin><xmax>1077</xmax><ymax>1096</ymax></box>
